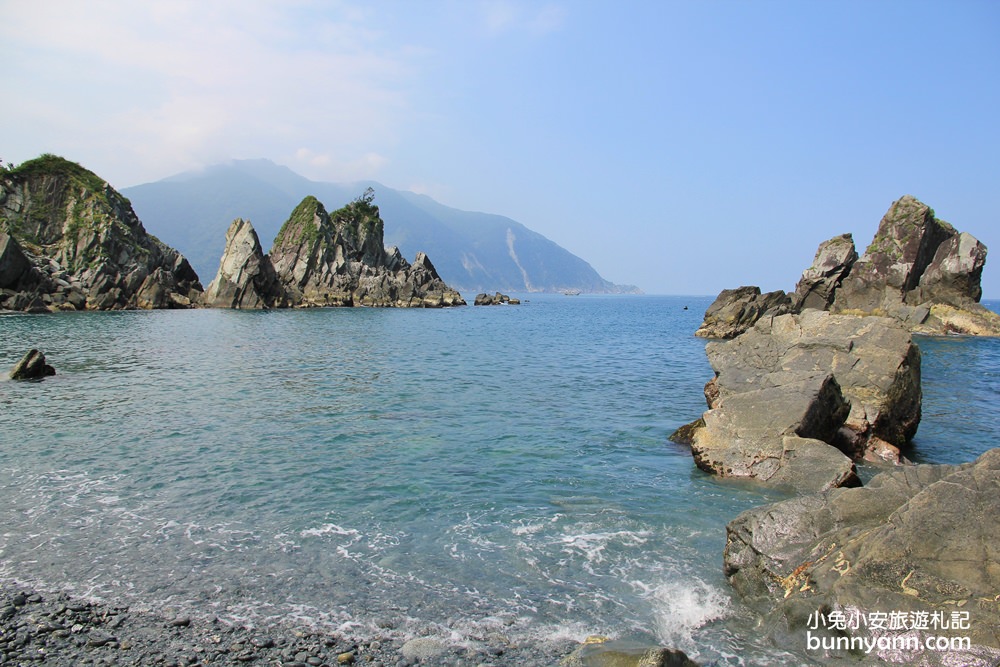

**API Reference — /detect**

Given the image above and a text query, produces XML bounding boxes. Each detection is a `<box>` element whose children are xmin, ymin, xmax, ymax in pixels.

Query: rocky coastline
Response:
<box><xmin>5</xmin><ymin>171</ymin><xmax>999</xmax><ymax>665</ymax></box>
<box><xmin>1</xmin><ymin>157</ymin><xmax>465</xmax><ymax>312</ymax></box>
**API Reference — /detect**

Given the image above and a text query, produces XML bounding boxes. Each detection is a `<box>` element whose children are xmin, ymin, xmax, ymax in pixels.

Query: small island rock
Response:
<box><xmin>474</xmin><ymin>292</ymin><xmax>520</xmax><ymax>305</ymax></box>
<box><xmin>205</xmin><ymin>192</ymin><xmax>465</xmax><ymax>309</ymax></box>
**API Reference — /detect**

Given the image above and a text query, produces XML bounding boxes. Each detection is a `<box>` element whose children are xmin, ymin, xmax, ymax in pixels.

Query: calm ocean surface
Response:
<box><xmin>2</xmin><ymin>295</ymin><xmax>999</xmax><ymax>665</ymax></box>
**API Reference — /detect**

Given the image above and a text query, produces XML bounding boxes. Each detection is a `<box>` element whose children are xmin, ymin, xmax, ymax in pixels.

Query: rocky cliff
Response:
<box><xmin>696</xmin><ymin>195</ymin><xmax>1000</xmax><ymax>338</ymax></box>
<box><xmin>0</xmin><ymin>155</ymin><xmax>202</xmax><ymax>311</ymax></box>
<box><xmin>204</xmin><ymin>190</ymin><xmax>466</xmax><ymax>309</ymax></box>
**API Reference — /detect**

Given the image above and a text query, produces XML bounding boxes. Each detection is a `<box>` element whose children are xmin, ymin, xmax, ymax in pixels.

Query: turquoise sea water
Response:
<box><xmin>1</xmin><ymin>295</ymin><xmax>998</xmax><ymax>665</ymax></box>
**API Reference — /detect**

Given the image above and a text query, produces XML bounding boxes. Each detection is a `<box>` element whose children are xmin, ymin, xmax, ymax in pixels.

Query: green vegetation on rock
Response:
<box><xmin>5</xmin><ymin>154</ymin><xmax>108</xmax><ymax>195</ymax></box>
<box><xmin>273</xmin><ymin>195</ymin><xmax>326</xmax><ymax>248</ymax></box>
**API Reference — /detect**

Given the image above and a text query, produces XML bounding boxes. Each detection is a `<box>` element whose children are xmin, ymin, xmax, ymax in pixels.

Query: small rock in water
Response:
<box><xmin>9</xmin><ymin>349</ymin><xmax>56</xmax><ymax>380</ymax></box>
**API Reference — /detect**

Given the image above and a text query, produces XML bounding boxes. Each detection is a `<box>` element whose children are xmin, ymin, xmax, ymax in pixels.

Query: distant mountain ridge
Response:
<box><xmin>122</xmin><ymin>159</ymin><xmax>639</xmax><ymax>294</ymax></box>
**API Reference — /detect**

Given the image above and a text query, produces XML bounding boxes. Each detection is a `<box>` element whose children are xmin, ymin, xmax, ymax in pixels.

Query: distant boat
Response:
<box><xmin>561</xmin><ymin>289</ymin><xmax>582</xmax><ymax>296</ymax></box>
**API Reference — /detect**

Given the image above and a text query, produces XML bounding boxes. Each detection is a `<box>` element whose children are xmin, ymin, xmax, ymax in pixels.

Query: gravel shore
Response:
<box><xmin>0</xmin><ymin>581</ymin><xmax>583</xmax><ymax>667</ymax></box>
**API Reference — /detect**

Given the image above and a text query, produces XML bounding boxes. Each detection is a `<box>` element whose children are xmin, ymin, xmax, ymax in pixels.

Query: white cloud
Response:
<box><xmin>0</xmin><ymin>0</ymin><xmax>413</xmax><ymax>185</ymax></box>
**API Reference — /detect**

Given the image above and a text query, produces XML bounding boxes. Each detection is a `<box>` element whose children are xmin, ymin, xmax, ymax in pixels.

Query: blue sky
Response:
<box><xmin>3</xmin><ymin>1</ymin><xmax>998</xmax><ymax>297</ymax></box>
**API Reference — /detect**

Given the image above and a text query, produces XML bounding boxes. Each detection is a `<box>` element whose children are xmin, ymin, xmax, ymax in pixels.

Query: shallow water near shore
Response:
<box><xmin>2</xmin><ymin>295</ymin><xmax>998</xmax><ymax>665</ymax></box>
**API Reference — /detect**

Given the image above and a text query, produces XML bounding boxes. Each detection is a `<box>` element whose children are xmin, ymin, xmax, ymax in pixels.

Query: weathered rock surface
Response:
<box><xmin>203</xmin><ymin>218</ymin><xmax>285</xmax><ymax>309</ymax></box>
<box><xmin>691</xmin><ymin>371</ymin><xmax>859</xmax><ymax>494</ymax></box>
<box><xmin>689</xmin><ymin>311</ymin><xmax>921</xmax><ymax>490</ymax></box>
<box><xmin>0</xmin><ymin>155</ymin><xmax>203</xmax><ymax>311</ymax></box>
<box><xmin>560</xmin><ymin>636</ymin><xmax>699</xmax><ymax>667</ymax></box>
<box><xmin>723</xmin><ymin>448</ymin><xmax>1000</xmax><ymax>665</ymax></box>
<box><xmin>693</xmin><ymin>286</ymin><xmax>791</xmax><ymax>339</ymax></box>
<box><xmin>697</xmin><ymin>195</ymin><xmax>1000</xmax><ymax>337</ymax></box>
<box><xmin>475</xmin><ymin>291</ymin><xmax>521</xmax><ymax>305</ymax></box>
<box><xmin>206</xmin><ymin>191</ymin><xmax>466</xmax><ymax>309</ymax></box>
<box><xmin>9</xmin><ymin>349</ymin><xmax>55</xmax><ymax>380</ymax></box>
<box><xmin>791</xmin><ymin>233</ymin><xmax>858</xmax><ymax>311</ymax></box>
<box><xmin>829</xmin><ymin>195</ymin><xmax>999</xmax><ymax>334</ymax></box>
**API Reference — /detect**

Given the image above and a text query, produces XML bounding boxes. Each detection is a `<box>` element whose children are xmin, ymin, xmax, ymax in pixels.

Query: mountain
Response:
<box><xmin>122</xmin><ymin>159</ymin><xmax>638</xmax><ymax>294</ymax></box>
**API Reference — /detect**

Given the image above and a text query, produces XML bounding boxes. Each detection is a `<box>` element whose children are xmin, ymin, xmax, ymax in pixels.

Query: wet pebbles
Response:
<box><xmin>0</xmin><ymin>583</ymin><xmax>576</xmax><ymax>666</ymax></box>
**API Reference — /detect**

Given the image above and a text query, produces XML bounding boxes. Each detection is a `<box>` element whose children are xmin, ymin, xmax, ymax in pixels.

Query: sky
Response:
<box><xmin>3</xmin><ymin>0</ymin><xmax>999</xmax><ymax>297</ymax></box>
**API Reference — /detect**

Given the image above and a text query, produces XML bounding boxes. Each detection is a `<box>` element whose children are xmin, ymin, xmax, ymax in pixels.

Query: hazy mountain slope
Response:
<box><xmin>123</xmin><ymin>160</ymin><xmax>638</xmax><ymax>293</ymax></box>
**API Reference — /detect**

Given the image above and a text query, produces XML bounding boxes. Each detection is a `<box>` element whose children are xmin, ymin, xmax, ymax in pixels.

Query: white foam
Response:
<box><xmin>640</xmin><ymin>577</ymin><xmax>731</xmax><ymax>647</ymax></box>
<box><xmin>299</xmin><ymin>523</ymin><xmax>360</xmax><ymax>539</ymax></box>
<box><xmin>558</xmin><ymin>529</ymin><xmax>651</xmax><ymax>565</ymax></box>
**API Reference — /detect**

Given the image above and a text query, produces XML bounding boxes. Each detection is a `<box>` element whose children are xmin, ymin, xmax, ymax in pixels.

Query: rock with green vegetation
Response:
<box><xmin>0</xmin><ymin>155</ymin><xmax>202</xmax><ymax>311</ymax></box>
<box><xmin>724</xmin><ymin>448</ymin><xmax>1000</xmax><ymax>666</ymax></box>
<box><xmin>234</xmin><ymin>190</ymin><xmax>467</xmax><ymax>308</ymax></box>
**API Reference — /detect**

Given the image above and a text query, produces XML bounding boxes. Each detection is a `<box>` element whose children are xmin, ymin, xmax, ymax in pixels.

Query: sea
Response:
<box><xmin>1</xmin><ymin>295</ymin><xmax>998</xmax><ymax>665</ymax></box>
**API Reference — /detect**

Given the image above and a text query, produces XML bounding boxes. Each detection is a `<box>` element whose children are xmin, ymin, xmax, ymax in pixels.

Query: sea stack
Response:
<box><xmin>205</xmin><ymin>189</ymin><xmax>466</xmax><ymax>309</ymax></box>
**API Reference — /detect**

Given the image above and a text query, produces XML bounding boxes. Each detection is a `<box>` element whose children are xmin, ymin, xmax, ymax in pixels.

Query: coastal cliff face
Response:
<box><xmin>205</xmin><ymin>191</ymin><xmax>466</xmax><ymax>309</ymax></box>
<box><xmin>0</xmin><ymin>156</ymin><xmax>202</xmax><ymax>311</ymax></box>
<box><xmin>696</xmin><ymin>195</ymin><xmax>1000</xmax><ymax>338</ymax></box>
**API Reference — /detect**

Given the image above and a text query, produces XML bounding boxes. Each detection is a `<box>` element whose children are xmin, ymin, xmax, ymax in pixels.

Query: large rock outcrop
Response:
<box><xmin>831</xmin><ymin>195</ymin><xmax>1000</xmax><ymax>335</ymax></box>
<box><xmin>0</xmin><ymin>155</ymin><xmax>202</xmax><ymax>311</ymax></box>
<box><xmin>723</xmin><ymin>448</ymin><xmax>1000</xmax><ymax>666</ymax></box>
<box><xmin>689</xmin><ymin>311</ymin><xmax>921</xmax><ymax>491</ymax></box>
<box><xmin>205</xmin><ymin>191</ymin><xmax>466</xmax><ymax>309</ymax></box>
<box><xmin>696</xmin><ymin>196</ymin><xmax>1000</xmax><ymax>337</ymax></box>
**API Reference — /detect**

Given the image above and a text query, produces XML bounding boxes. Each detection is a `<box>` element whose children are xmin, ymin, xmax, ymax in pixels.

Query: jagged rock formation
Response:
<box><xmin>9</xmin><ymin>349</ymin><xmax>55</xmax><ymax>380</ymax></box>
<box><xmin>688</xmin><ymin>310</ymin><xmax>921</xmax><ymax>491</ymax></box>
<box><xmin>696</xmin><ymin>195</ymin><xmax>1000</xmax><ymax>338</ymax></box>
<box><xmin>205</xmin><ymin>192</ymin><xmax>466</xmax><ymax>309</ymax></box>
<box><xmin>203</xmin><ymin>218</ymin><xmax>284</xmax><ymax>309</ymax></box>
<box><xmin>0</xmin><ymin>155</ymin><xmax>202</xmax><ymax>311</ymax></box>
<box><xmin>831</xmin><ymin>195</ymin><xmax>1000</xmax><ymax>335</ymax></box>
<box><xmin>791</xmin><ymin>233</ymin><xmax>858</xmax><ymax>311</ymax></box>
<box><xmin>694</xmin><ymin>286</ymin><xmax>791</xmax><ymax>339</ymax></box>
<box><xmin>724</xmin><ymin>448</ymin><xmax>1000</xmax><ymax>666</ymax></box>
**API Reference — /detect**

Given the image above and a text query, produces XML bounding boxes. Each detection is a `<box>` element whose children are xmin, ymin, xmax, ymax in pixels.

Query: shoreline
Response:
<box><xmin>0</xmin><ymin>579</ymin><xmax>588</xmax><ymax>667</ymax></box>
